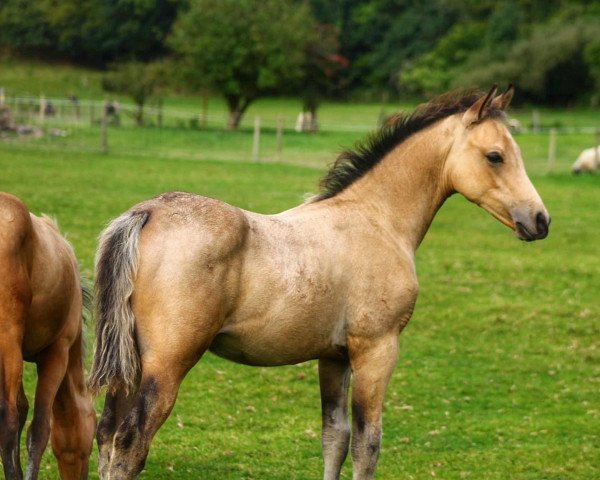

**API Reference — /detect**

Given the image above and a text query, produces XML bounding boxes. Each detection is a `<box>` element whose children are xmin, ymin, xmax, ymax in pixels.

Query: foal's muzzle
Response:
<box><xmin>515</xmin><ymin>211</ymin><xmax>550</xmax><ymax>241</ymax></box>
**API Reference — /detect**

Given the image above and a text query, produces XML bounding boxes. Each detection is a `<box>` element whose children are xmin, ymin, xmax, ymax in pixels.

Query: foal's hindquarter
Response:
<box><xmin>0</xmin><ymin>193</ymin><xmax>94</xmax><ymax>480</ymax></box>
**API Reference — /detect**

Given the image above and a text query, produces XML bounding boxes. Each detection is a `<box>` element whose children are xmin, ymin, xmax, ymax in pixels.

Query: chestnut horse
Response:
<box><xmin>0</xmin><ymin>193</ymin><xmax>96</xmax><ymax>480</ymax></box>
<box><xmin>89</xmin><ymin>86</ymin><xmax>550</xmax><ymax>479</ymax></box>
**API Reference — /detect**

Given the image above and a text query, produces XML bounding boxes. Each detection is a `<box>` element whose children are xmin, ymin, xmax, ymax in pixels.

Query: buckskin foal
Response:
<box><xmin>89</xmin><ymin>86</ymin><xmax>549</xmax><ymax>479</ymax></box>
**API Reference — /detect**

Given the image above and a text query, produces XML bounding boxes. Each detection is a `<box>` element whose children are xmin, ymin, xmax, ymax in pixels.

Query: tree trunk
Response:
<box><xmin>134</xmin><ymin>103</ymin><xmax>144</xmax><ymax>127</ymax></box>
<box><xmin>308</xmin><ymin>105</ymin><xmax>318</xmax><ymax>133</ymax></box>
<box><xmin>227</xmin><ymin>108</ymin><xmax>243</xmax><ymax>130</ymax></box>
<box><xmin>225</xmin><ymin>95</ymin><xmax>252</xmax><ymax>130</ymax></box>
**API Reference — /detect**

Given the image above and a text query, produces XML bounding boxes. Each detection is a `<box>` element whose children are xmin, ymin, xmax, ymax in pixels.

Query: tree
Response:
<box><xmin>102</xmin><ymin>62</ymin><xmax>164</xmax><ymax>126</ymax></box>
<box><xmin>169</xmin><ymin>0</ymin><xmax>316</xmax><ymax>130</ymax></box>
<box><xmin>299</xmin><ymin>24</ymin><xmax>348</xmax><ymax>132</ymax></box>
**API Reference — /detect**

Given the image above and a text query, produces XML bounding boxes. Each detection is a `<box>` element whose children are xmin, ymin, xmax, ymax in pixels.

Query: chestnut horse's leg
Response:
<box><xmin>24</xmin><ymin>343</ymin><xmax>69</xmax><ymax>480</ymax></box>
<box><xmin>97</xmin><ymin>388</ymin><xmax>136</xmax><ymax>479</ymax></box>
<box><xmin>319</xmin><ymin>358</ymin><xmax>351</xmax><ymax>480</ymax></box>
<box><xmin>348</xmin><ymin>335</ymin><xmax>398</xmax><ymax>480</ymax></box>
<box><xmin>50</xmin><ymin>330</ymin><xmax>96</xmax><ymax>480</ymax></box>
<box><xmin>0</xmin><ymin>344</ymin><xmax>26</xmax><ymax>480</ymax></box>
<box><xmin>17</xmin><ymin>383</ymin><xmax>30</xmax><ymax>451</ymax></box>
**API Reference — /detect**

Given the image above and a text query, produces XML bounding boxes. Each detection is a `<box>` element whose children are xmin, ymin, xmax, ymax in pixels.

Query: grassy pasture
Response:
<box><xmin>1</xmin><ymin>140</ymin><xmax>599</xmax><ymax>479</ymax></box>
<box><xmin>1</xmin><ymin>59</ymin><xmax>600</xmax><ymax>479</ymax></box>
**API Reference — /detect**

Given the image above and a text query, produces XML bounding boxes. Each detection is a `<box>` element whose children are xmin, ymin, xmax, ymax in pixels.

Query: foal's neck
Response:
<box><xmin>339</xmin><ymin>117</ymin><xmax>456</xmax><ymax>252</ymax></box>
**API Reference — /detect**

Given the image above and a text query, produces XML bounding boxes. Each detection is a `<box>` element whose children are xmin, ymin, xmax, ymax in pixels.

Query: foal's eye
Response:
<box><xmin>485</xmin><ymin>152</ymin><xmax>504</xmax><ymax>164</ymax></box>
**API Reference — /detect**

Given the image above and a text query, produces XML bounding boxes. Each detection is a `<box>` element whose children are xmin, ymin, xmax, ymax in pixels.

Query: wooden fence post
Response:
<box><xmin>39</xmin><ymin>95</ymin><xmax>46</xmax><ymax>124</ymax></box>
<box><xmin>158</xmin><ymin>97</ymin><xmax>163</xmax><ymax>128</ymax></box>
<box><xmin>0</xmin><ymin>87</ymin><xmax>5</xmax><ymax>106</ymax></box>
<box><xmin>100</xmin><ymin>101</ymin><xmax>108</xmax><ymax>153</ymax></box>
<box><xmin>275</xmin><ymin>115</ymin><xmax>284</xmax><ymax>162</ymax></box>
<box><xmin>201</xmin><ymin>94</ymin><xmax>208</xmax><ymax>128</ymax></box>
<box><xmin>595</xmin><ymin>127</ymin><xmax>600</xmax><ymax>167</ymax></box>
<box><xmin>252</xmin><ymin>116</ymin><xmax>261</xmax><ymax>162</ymax></box>
<box><xmin>547</xmin><ymin>128</ymin><xmax>557</xmax><ymax>173</ymax></box>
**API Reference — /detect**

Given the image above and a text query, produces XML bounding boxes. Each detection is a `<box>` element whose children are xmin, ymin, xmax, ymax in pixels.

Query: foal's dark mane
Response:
<box><xmin>316</xmin><ymin>90</ymin><xmax>504</xmax><ymax>201</ymax></box>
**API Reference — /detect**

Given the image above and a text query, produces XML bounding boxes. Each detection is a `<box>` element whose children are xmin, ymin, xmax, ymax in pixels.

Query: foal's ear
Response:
<box><xmin>462</xmin><ymin>85</ymin><xmax>497</xmax><ymax>126</ymax></box>
<box><xmin>491</xmin><ymin>84</ymin><xmax>514</xmax><ymax>111</ymax></box>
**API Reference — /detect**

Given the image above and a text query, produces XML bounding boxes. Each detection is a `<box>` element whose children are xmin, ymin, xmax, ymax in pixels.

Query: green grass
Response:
<box><xmin>1</xmin><ymin>59</ymin><xmax>600</xmax><ymax>479</ymax></box>
<box><xmin>1</xmin><ymin>146</ymin><xmax>599</xmax><ymax>479</ymax></box>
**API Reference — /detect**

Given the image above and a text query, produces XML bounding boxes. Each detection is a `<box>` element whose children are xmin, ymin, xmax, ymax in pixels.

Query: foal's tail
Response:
<box><xmin>88</xmin><ymin>210</ymin><xmax>149</xmax><ymax>395</ymax></box>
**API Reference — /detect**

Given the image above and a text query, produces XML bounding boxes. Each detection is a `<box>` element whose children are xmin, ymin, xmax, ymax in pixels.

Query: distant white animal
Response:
<box><xmin>571</xmin><ymin>146</ymin><xmax>600</xmax><ymax>174</ymax></box>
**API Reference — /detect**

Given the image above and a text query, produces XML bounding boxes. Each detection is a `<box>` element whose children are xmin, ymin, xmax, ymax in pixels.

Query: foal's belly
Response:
<box><xmin>209</xmin><ymin>317</ymin><xmax>345</xmax><ymax>366</ymax></box>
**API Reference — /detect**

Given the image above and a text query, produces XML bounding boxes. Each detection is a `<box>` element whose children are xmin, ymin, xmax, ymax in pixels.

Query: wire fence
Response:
<box><xmin>1</xmin><ymin>93</ymin><xmax>599</xmax><ymax>173</ymax></box>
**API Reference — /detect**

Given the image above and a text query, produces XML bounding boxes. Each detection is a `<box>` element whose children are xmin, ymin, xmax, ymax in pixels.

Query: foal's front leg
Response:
<box><xmin>349</xmin><ymin>335</ymin><xmax>398</xmax><ymax>480</ymax></box>
<box><xmin>319</xmin><ymin>358</ymin><xmax>351</xmax><ymax>480</ymax></box>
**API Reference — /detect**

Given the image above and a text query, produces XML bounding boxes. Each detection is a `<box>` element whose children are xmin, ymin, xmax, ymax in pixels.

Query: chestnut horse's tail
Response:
<box><xmin>88</xmin><ymin>210</ymin><xmax>150</xmax><ymax>394</ymax></box>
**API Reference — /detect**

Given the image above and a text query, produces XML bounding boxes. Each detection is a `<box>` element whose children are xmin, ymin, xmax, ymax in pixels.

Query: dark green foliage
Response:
<box><xmin>485</xmin><ymin>0</ymin><xmax>524</xmax><ymax>46</ymax></box>
<box><xmin>0</xmin><ymin>0</ymin><xmax>182</xmax><ymax>65</ymax></box>
<box><xmin>399</xmin><ymin>23</ymin><xmax>486</xmax><ymax>96</ymax></box>
<box><xmin>398</xmin><ymin>1</ymin><xmax>600</xmax><ymax>104</ymax></box>
<box><xmin>0</xmin><ymin>0</ymin><xmax>53</xmax><ymax>52</ymax></box>
<box><xmin>1</xmin><ymin>0</ymin><xmax>600</xmax><ymax>104</ymax></box>
<box><xmin>338</xmin><ymin>0</ymin><xmax>458</xmax><ymax>94</ymax></box>
<box><xmin>584</xmin><ymin>38</ymin><xmax>600</xmax><ymax>96</ymax></box>
<box><xmin>454</xmin><ymin>19</ymin><xmax>600</xmax><ymax>105</ymax></box>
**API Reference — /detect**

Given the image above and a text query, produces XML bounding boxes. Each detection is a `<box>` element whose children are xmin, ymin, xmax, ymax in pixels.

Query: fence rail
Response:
<box><xmin>1</xmin><ymin>93</ymin><xmax>599</xmax><ymax>174</ymax></box>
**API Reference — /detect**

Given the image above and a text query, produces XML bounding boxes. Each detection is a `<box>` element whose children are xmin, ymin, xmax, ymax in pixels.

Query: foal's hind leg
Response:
<box><xmin>319</xmin><ymin>358</ymin><xmax>351</xmax><ymax>480</ymax></box>
<box><xmin>105</xmin><ymin>307</ymin><xmax>219</xmax><ymax>479</ymax></box>
<box><xmin>105</xmin><ymin>358</ymin><xmax>195</xmax><ymax>479</ymax></box>
<box><xmin>50</xmin><ymin>331</ymin><xmax>96</xmax><ymax>480</ymax></box>
<box><xmin>97</xmin><ymin>387</ymin><xmax>136</xmax><ymax>478</ymax></box>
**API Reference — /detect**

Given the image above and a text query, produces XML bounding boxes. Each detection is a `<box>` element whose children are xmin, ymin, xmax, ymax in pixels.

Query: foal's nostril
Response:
<box><xmin>535</xmin><ymin>212</ymin><xmax>549</xmax><ymax>238</ymax></box>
